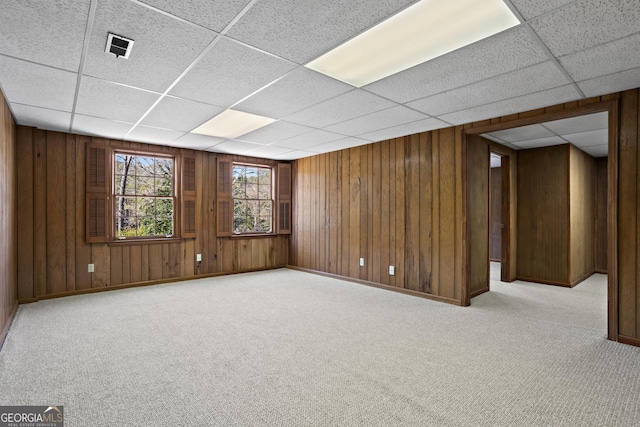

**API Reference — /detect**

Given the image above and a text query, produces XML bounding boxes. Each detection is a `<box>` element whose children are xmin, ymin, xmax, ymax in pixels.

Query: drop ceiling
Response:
<box><xmin>483</xmin><ymin>111</ymin><xmax>609</xmax><ymax>157</ymax></box>
<box><xmin>0</xmin><ymin>0</ymin><xmax>639</xmax><ymax>160</ymax></box>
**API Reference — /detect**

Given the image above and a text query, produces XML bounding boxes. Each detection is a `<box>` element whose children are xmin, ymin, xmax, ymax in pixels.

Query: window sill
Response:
<box><xmin>108</xmin><ymin>237</ymin><xmax>184</xmax><ymax>246</ymax></box>
<box><xmin>230</xmin><ymin>233</ymin><xmax>279</xmax><ymax>240</ymax></box>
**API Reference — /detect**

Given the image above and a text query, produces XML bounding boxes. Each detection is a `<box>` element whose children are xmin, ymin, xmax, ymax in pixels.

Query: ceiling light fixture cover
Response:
<box><xmin>106</xmin><ymin>33</ymin><xmax>135</xmax><ymax>59</ymax></box>
<box><xmin>306</xmin><ymin>0</ymin><xmax>520</xmax><ymax>87</ymax></box>
<box><xmin>191</xmin><ymin>109</ymin><xmax>276</xmax><ymax>139</ymax></box>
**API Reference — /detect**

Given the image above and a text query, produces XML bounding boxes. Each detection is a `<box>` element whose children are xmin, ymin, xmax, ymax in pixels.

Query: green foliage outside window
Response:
<box><xmin>232</xmin><ymin>165</ymin><xmax>273</xmax><ymax>233</ymax></box>
<box><xmin>115</xmin><ymin>154</ymin><xmax>174</xmax><ymax>238</ymax></box>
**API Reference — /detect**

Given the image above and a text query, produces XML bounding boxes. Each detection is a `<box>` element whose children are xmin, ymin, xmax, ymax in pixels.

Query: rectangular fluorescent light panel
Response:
<box><xmin>191</xmin><ymin>109</ymin><xmax>275</xmax><ymax>139</ymax></box>
<box><xmin>306</xmin><ymin>0</ymin><xmax>520</xmax><ymax>87</ymax></box>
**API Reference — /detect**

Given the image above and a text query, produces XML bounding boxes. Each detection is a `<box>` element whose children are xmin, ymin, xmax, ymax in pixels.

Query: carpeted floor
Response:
<box><xmin>1</xmin><ymin>267</ymin><xmax>639</xmax><ymax>426</ymax></box>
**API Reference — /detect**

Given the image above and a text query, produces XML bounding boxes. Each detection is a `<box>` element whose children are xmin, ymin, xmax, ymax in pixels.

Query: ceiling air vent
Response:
<box><xmin>105</xmin><ymin>33</ymin><xmax>134</xmax><ymax>59</ymax></box>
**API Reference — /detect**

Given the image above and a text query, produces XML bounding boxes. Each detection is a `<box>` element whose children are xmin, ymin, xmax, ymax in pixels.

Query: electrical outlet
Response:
<box><xmin>389</xmin><ymin>265</ymin><xmax>395</xmax><ymax>276</ymax></box>
<box><xmin>88</xmin><ymin>264</ymin><xmax>95</xmax><ymax>273</ymax></box>
<box><xmin>196</xmin><ymin>254</ymin><xmax>202</xmax><ymax>262</ymax></box>
<box><xmin>359</xmin><ymin>258</ymin><xmax>365</xmax><ymax>267</ymax></box>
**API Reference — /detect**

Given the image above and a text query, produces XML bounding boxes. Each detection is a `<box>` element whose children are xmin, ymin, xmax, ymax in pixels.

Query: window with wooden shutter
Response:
<box><xmin>181</xmin><ymin>155</ymin><xmax>197</xmax><ymax>238</ymax></box>
<box><xmin>86</xmin><ymin>142</ymin><xmax>111</xmax><ymax>242</ymax></box>
<box><xmin>276</xmin><ymin>162</ymin><xmax>292</xmax><ymax>234</ymax></box>
<box><xmin>217</xmin><ymin>156</ymin><xmax>233</xmax><ymax>237</ymax></box>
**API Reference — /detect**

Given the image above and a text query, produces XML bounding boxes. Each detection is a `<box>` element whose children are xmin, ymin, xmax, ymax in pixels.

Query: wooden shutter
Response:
<box><xmin>181</xmin><ymin>154</ymin><xmax>197</xmax><ymax>238</ymax></box>
<box><xmin>86</xmin><ymin>142</ymin><xmax>110</xmax><ymax>243</ymax></box>
<box><xmin>217</xmin><ymin>156</ymin><xmax>233</xmax><ymax>237</ymax></box>
<box><xmin>276</xmin><ymin>162</ymin><xmax>292</xmax><ymax>234</ymax></box>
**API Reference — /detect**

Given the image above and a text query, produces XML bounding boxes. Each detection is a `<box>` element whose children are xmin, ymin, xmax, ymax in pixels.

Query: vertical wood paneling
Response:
<box><xmin>431</xmin><ymin>132</ymin><xmax>440</xmax><ymax>296</ymax></box>
<box><xmin>619</xmin><ymin>90</ymin><xmax>638</xmax><ymax>337</ymax></box>
<box><xmin>17</xmin><ymin>127</ymin><xmax>34</xmax><ymax>300</ymax></box>
<box><xmin>517</xmin><ymin>145</ymin><xmax>569</xmax><ymax>284</ymax></box>
<box><xmin>595</xmin><ymin>157</ymin><xmax>608</xmax><ymax>272</ymax></box>
<box><xmin>34</xmin><ymin>130</ymin><xmax>47</xmax><ymax>296</ymax></box>
<box><xmin>340</xmin><ymin>151</ymin><xmax>350</xmax><ymax>276</ymax></box>
<box><xmin>569</xmin><ymin>145</ymin><xmax>596</xmax><ymax>283</ymax></box>
<box><xmin>75</xmin><ymin>136</ymin><xmax>92</xmax><ymax>290</ymax></box>
<box><xmin>419</xmin><ymin>133</ymin><xmax>432</xmax><ymax>294</ymax></box>
<box><xmin>65</xmin><ymin>135</ymin><xmax>76</xmax><ymax>291</ymax></box>
<box><xmin>380</xmin><ymin>141</ymin><xmax>390</xmax><ymax>286</ymax></box>
<box><xmin>14</xmin><ymin>128</ymin><xmax>289</xmax><ymax>301</ymax></box>
<box><xmin>405</xmin><ymin>135</ymin><xmax>419</xmax><ymax>291</ymax></box>
<box><xmin>0</xmin><ymin>89</ymin><xmax>17</xmax><ymax>341</ymax></box>
<box><xmin>466</xmin><ymin>135</ymin><xmax>490</xmax><ymax>297</ymax></box>
<box><xmin>349</xmin><ymin>147</ymin><xmax>360</xmax><ymax>279</ymax></box>
<box><xmin>439</xmin><ymin>128</ymin><xmax>456</xmax><ymax>299</ymax></box>
<box><xmin>395</xmin><ymin>139</ymin><xmax>406</xmax><ymax>288</ymax></box>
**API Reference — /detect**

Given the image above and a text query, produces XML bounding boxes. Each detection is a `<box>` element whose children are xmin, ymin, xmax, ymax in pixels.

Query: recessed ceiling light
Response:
<box><xmin>191</xmin><ymin>109</ymin><xmax>276</xmax><ymax>139</ymax></box>
<box><xmin>306</xmin><ymin>0</ymin><xmax>520</xmax><ymax>87</ymax></box>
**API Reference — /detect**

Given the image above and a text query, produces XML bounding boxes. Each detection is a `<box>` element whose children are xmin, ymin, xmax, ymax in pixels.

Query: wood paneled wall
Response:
<box><xmin>466</xmin><ymin>135</ymin><xmax>490</xmax><ymax>298</ymax></box>
<box><xmin>15</xmin><ymin>128</ymin><xmax>288</xmax><ymax>301</ymax></box>
<box><xmin>618</xmin><ymin>89</ymin><xmax>640</xmax><ymax>344</ymax></box>
<box><xmin>290</xmin><ymin>132</ymin><xmax>464</xmax><ymax>305</ymax></box>
<box><xmin>517</xmin><ymin>144</ymin><xmax>570</xmax><ymax>285</ymax></box>
<box><xmin>595</xmin><ymin>157</ymin><xmax>608</xmax><ymax>273</ymax></box>
<box><xmin>516</xmin><ymin>144</ymin><xmax>597</xmax><ymax>286</ymax></box>
<box><xmin>569</xmin><ymin>145</ymin><xmax>596</xmax><ymax>284</ymax></box>
<box><xmin>0</xmin><ymin>90</ymin><xmax>17</xmax><ymax>344</ymax></box>
<box><xmin>490</xmin><ymin>167</ymin><xmax>502</xmax><ymax>261</ymax></box>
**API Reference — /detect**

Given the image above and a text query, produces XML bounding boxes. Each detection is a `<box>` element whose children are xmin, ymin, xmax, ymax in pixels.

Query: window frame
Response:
<box><xmin>111</xmin><ymin>149</ymin><xmax>178</xmax><ymax>242</ymax></box>
<box><xmin>231</xmin><ymin>162</ymin><xmax>275</xmax><ymax>236</ymax></box>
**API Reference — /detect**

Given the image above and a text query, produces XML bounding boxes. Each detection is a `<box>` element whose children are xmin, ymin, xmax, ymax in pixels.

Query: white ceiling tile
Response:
<box><xmin>482</xmin><ymin>133</ymin><xmax>510</xmax><ymax>146</ymax></box>
<box><xmin>364</xmin><ymin>26</ymin><xmax>549</xmax><ymax>103</ymax></box>
<box><xmin>559</xmin><ymin>33</ymin><xmax>640</xmax><ymax>82</ymax></box>
<box><xmin>236</xmin><ymin>121</ymin><xmax>314</xmax><ymax>145</ymax></box>
<box><xmin>407</xmin><ymin>61</ymin><xmax>569</xmax><ymax>116</ymax></box>
<box><xmin>207</xmin><ymin>140</ymin><xmax>264</xmax><ymax>154</ymax></box>
<box><xmin>271</xmin><ymin>150</ymin><xmax>317</xmax><ymax>160</ymax></box>
<box><xmin>490</xmin><ymin>124</ymin><xmax>555</xmax><ymax>143</ymax></box>
<box><xmin>127</xmin><ymin>125</ymin><xmax>185</xmax><ymax>145</ymax></box>
<box><xmin>83</xmin><ymin>0</ymin><xmax>216</xmax><ymax>92</ymax></box>
<box><xmin>530</xmin><ymin>0</ymin><xmax>640</xmax><ymax>56</ymax></box>
<box><xmin>235</xmin><ymin>67</ymin><xmax>353</xmax><ymax>119</ymax></box>
<box><xmin>542</xmin><ymin>112</ymin><xmax>608</xmax><ymax>135</ymax></box>
<box><xmin>0</xmin><ymin>55</ymin><xmax>77</xmax><ymax>112</ymax></box>
<box><xmin>563</xmin><ymin>129</ymin><xmax>609</xmax><ymax>147</ymax></box>
<box><xmin>284</xmin><ymin>89</ymin><xmax>396</xmax><ymax>128</ymax></box>
<box><xmin>0</xmin><ymin>0</ymin><xmax>90</xmax><ymax>71</ymax></box>
<box><xmin>512</xmin><ymin>136</ymin><xmax>567</xmax><ymax>149</ymax></box>
<box><xmin>325</xmin><ymin>106</ymin><xmax>428</xmax><ymax>136</ymax></box>
<box><xmin>578</xmin><ymin>67</ymin><xmax>640</xmax><ymax>98</ymax></box>
<box><xmin>141</xmin><ymin>96</ymin><xmax>224</xmax><ymax>132</ymax></box>
<box><xmin>359</xmin><ymin>118</ymin><xmax>449</xmax><ymax>142</ymax></box>
<box><xmin>11</xmin><ymin>104</ymin><xmax>71</xmax><ymax>132</ymax></box>
<box><xmin>75</xmin><ymin>76</ymin><xmax>160</xmax><ymax>123</ymax></box>
<box><xmin>439</xmin><ymin>85</ymin><xmax>581</xmax><ymax>125</ymax></box>
<box><xmin>71</xmin><ymin>115</ymin><xmax>134</xmax><ymax>140</ymax></box>
<box><xmin>226</xmin><ymin>0</ymin><xmax>419</xmax><ymax>64</ymax></box>
<box><xmin>138</xmin><ymin>0</ymin><xmax>253</xmax><ymax>32</ymax></box>
<box><xmin>170</xmin><ymin>37</ymin><xmax>296</xmax><ymax>108</ymax></box>
<box><xmin>580</xmin><ymin>144</ymin><xmax>608</xmax><ymax>158</ymax></box>
<box><xmin>276</xmin><ymin>129</ymin><xmax>346</xmax><ymax>149</ymax></box>
<box><xmin>244</xmin><ymin>145</ymin><xmax>296</xmax><ymax>159</ymax></box>
<box><xmin>307</xmin><ymin>137</ymin><xmax>371</xmax><ymax>154</ymax></box>
<box><xmin>509</xmin><ymin>0</ymin><xmax>575</xmax><ymax>20</ymax></box>
<box><xmin>172</xmin><ymin>133</ymin><xmax>225</xmax><ymax>150</ymax></box>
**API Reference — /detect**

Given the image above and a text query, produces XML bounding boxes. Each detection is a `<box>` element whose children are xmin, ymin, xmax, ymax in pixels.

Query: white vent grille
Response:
<box><xmin>105</xmin><ymin>33</ymin><xmax>134</xmax><ymax>59</ymax></box>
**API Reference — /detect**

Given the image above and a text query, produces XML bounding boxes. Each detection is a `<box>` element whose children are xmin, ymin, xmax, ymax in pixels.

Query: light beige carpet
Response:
<box><xmin>1</xmin><ymin>268</ymin><xmax>639</xmax><ymax>426</ymax></box>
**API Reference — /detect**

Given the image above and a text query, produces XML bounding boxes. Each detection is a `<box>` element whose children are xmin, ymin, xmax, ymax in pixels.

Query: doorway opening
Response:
<box><xmin>463</xmin><ymin>98</ymin><xmax>618</xmax><ymax>341</ymax></box>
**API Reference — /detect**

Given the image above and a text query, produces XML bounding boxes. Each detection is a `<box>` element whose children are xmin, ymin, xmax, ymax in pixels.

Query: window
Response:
<box><xmin>232</xmin><ymin>164</ymin><xmax>273</xmax><ymax>233</ymax></box>
<box><xmin>114</xmin><ymin>153</ymin><xmax>175</xmax><ymax>239</ymax></box>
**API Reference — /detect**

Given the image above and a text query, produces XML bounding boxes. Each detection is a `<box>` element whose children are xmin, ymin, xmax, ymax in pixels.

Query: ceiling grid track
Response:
<box><xmin>69</xmin><ymin>0</ymin><xmax>99</xmax><ymax>133</ymax></box>
<box><xmin>502</xmin><ymin>0</ymin><xmax>586</xmax><ymax>100</ymax></box>
<box><xmin>123</xmin><ymin>0</ymin><xmax>262</xmax><ymax>140</ymax></box>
